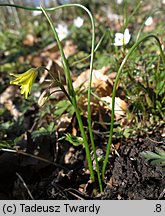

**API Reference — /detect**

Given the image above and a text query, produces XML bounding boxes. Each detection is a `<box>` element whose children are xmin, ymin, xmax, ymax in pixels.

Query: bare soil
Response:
<box><xmin>0</xmin><ymin>129</ymin><xmax>165</xmax><ymax>200</ymax></box>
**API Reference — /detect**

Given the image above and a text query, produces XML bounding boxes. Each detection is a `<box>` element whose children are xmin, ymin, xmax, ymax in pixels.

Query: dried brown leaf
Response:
<box><xmin>73</xmin><ymin>66</ymin><xmax>111</xmax><ymax>91</ymax></box>
<box><xmin>63</xmin><ymin>40</ymin><xmax>77</xmax><ymax>58</ymax></box>
<box><xmin>0</xmin><ymin>86</ymin><xmax>22</xmax><ymax>120</ymax></box>
<box><xmin>100</xmin><ymin>96</ymin><xmax>128</xmax><ymax>118</ymax></box>
<box><xmin>23</xmin><ymin>34</ymin><xmax>36</xmax><ymax>46</ymax></box>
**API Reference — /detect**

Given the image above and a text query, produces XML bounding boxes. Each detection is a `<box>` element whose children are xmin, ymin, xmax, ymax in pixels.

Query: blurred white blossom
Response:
<box><xmin>73</xmin><ymin>16</ymin><xmax>84</xmax><ymax>28</ymax></box>
<box><xmin>32</xmin><ymin>7</ymin><xmax>42</xmax><ymax>16</ymax></box>
<box><xmin>55</xmin><ymin>23</ymin><xmax>69</xmax><ymax>41</ymax></box>
<box><xmin>114</xmin><ymin>28</ymin><xmax>131</xmax><ymax>46</ymax></box>
<box><xmin>144</xmin><ymin>16</ymin><xmax>153</xmax><ymax>26</ymax></box>
<box><xmin>116</xmin><ymin>0</ymin><xmax>123</xmax><ymax>4</ymax></box>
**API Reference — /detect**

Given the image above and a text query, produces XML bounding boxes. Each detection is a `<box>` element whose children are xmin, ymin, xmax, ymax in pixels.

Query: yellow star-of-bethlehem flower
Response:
<box><xmin>10</xmin><ymin>68</ymin><xmax>38</xmax><ymax>99</ymax></box>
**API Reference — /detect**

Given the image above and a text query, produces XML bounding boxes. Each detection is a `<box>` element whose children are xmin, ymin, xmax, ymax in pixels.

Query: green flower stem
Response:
<box><xmin>124</xmin><ymin>1</ymin><xmax>142</xmax><ymax>30</ymax></box>
<box><xmin>0</xmin><ymin>3</ymin><xmax>41</xmax><ymax>11</ymax></box>
<box><xmin>85</xmin><ymin>9</ymin><xmax>104</xmax><ymax>193</ymax></box>
<box><xmin>40</xmin><ymin>6</ymin><xmax>95</xmax><ymax>183</ymax></box>
<box><xmin>102</xmin><ymin>34</ymin><xmax>165</xmax><ymax>180</ymax></box>
<box><xmin>40</xmin><ymin>4</ymin><xmax>102</xmax><ymax>192</ymax></box>
<box><xmin>42</xmin><ymin>4</ymin><xmax>101</xmax><ymax>187</ymax></box>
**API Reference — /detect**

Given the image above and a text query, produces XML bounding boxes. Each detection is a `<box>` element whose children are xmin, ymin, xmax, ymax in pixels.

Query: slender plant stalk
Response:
<box><xmin>102</xmin><ymin>34</ymin><xmax>165</xmax><ymax>180</ymax></box>
<box><xmin>40</xmin><ymin>5</ymin><xmax>103</xmax><ymax>192</ymax></box>
<box><xmin>42</xmin><ymin>5</ymin><xmax>102</xmax><ymax>190</ymax></box>
<box><xmin>71</xmin><ymin>29</ymin><xmax>110</xmax><ymax>66</ymax></box>
<box><xmin>40</xmin><ymin>6</ymin><xmax>95</xmax><ymax>183</ymax></box>
<box><xmin>124</xmin><ymin>1</ymin><xmax>142</xmax><ymax>30</ymax></box>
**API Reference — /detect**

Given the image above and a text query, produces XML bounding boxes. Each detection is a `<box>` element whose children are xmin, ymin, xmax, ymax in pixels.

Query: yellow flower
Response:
<box><xmin>10</xmin><ymin>68</ymin><xmax>38</xmax><ymax>99</ymax></box>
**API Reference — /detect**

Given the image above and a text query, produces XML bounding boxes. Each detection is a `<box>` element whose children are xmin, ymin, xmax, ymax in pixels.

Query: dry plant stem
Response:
<box><xmin>16</xmin><ymin>172</ymin><xmax>34</xmax><ymax>200</ymax></box>
<box><xmin>1</xmin><ymin>148</ymin><xmax>70</xmax><ymax>170</ymax></box>
<box><xmin>102</xmin><ymin>34</ymin><xmax>165</xmax><ymax>180</ymax></box>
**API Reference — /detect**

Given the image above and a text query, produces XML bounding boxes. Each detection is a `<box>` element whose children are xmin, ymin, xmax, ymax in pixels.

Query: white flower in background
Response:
<box><xmin>55</xmin><ymin>23</ymin><xmax>69</xmax><ymax>41</ymax></box>
<box><xmin>34</xmin><ymin>20</ymin><xmax>39</xmax><ymax>26</ymax></box>
<box><xmin>32</xmin><ymin>10</ymin><xmax>42</xmax><ymax>16</ymax></box>
<box><xmin>114</xmin><ymin>28</ymin><xmax>131</xmax><ymax>46</ymax></box>
<box><xmin>116</xmin><ymin>0</ymin><xmax>123</xmax><ymax>4</ymax></box>
<box><xmin>32</xmin><ymin>7</ymin><xmax>42</xmax><ymax>16</ymax></box>
<box><xmin>73</xmin><ymin>16</ymin><xmax>84</xmax><ymax>28</ymax></box>
<box><xmin>144</xmin><ymin>16</ymin><xmax>153</xmax><ymax>26</ymax></box>
<box><xmin>162</xmin><ymin>0</ymin><xmax>165</xmax><ymax>4</ymax></box>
